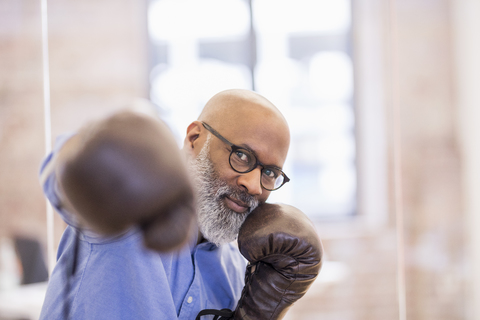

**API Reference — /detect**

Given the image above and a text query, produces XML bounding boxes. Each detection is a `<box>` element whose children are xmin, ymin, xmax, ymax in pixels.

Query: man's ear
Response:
<box><xmin>183</xmin><ymin>121</ymin><xmax>202</xmax><ymax>151</ymax></box>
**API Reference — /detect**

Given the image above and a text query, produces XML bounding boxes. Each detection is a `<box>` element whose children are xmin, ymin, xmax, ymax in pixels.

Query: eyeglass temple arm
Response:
<box><xmin>201</xmin><ymin>122</ymin><xmax>234</xmax><ymax>147</ymax></box>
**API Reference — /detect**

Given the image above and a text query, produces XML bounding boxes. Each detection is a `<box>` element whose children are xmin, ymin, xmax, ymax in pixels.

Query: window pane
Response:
<box><xmin>148</xmin><ymin>0</ymin><xmax>252</xmax><ymax>141</ymax></box>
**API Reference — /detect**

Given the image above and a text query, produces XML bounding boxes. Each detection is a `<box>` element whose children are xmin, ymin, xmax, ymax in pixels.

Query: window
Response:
<box><xmin>148</xmin><ymin>0</ymin><xmax>356</xmax><ymax>219</ymax></box>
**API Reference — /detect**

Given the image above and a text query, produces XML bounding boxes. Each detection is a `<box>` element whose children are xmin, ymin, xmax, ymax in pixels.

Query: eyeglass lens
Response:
<box><xmin>229</xmin><ymin>148</ymin><xmax>285</xmax><ymax>190</ymax></box>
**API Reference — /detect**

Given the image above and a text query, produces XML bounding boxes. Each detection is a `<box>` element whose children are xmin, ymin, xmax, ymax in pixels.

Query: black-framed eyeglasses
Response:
<box><xmin>202</xmin><ymin>122</ymin><xmax>290</xmax><ymax>191</ymax></box>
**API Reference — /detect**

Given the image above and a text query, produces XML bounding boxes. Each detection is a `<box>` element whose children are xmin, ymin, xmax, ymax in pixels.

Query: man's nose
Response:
<box><xmin>237</xmin><ymin>167</ymin><xmax>262</xmax><ymax>196</ymax></box>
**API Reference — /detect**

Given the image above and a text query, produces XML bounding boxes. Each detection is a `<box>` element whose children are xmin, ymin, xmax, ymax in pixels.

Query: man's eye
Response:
<box><xmin>235</xmin><ymin>151</ymin><xmax>249</xmax><ymax>163</ymax></box>
<box><xmin>263</xmin><ymin>169</ymin><xmax>277</xmax><ymax>179</ymax></box>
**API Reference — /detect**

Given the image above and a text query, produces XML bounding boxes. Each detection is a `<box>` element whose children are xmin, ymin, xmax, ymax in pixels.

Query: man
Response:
<box><xmin>39</xmin><ymin>89</ymin><xmax>291</xmax><ymax>319</ymax></box>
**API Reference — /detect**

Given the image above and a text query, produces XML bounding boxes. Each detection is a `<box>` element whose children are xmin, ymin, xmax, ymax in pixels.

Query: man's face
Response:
<box><xmin>185</xmin><ymin>100</ymin><xmax>290</xmax><ymax>246</ymax></box>
<box><xmin>189</xmin><ymin>135</ymin><xmax>259</xmax><ymax>246</ymax></box>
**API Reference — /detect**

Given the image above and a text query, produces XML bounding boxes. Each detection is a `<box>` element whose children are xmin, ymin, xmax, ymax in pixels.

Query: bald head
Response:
<box><xmin>184</xmin><ymin>89</ymin><xmax>290</xmax><ymax>184</ymax></box>
<box><xmin>197</xmin><ymin>89</ymin><xmax>290</xmax><ymax>157</ymax></box>
<box><xmin>198</xmin><ymin>89</ymin><xmax>288</xmax><ymax>135</ymax></box>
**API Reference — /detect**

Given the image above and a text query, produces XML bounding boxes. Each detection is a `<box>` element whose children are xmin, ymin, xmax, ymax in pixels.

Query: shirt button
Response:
<box><xmin>187</xmin><ymin>296</ymin><xmax>193</xmax><ymax>304</ymax></box>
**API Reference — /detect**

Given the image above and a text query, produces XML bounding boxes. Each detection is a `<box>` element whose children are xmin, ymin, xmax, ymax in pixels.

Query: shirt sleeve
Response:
<box><xmin>40</xmin><ymin>132</ymin><xmax>80</xmax><ymax>228</ymax></box>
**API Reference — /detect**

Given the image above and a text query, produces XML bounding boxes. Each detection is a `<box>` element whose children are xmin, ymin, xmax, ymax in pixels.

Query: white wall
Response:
<box><xmin>452</xmin><ymin>1</ymin><xmax>480</xmax><ymax>319</ymax></box>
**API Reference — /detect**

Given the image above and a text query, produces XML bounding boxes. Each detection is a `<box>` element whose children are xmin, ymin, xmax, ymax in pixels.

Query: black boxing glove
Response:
<box><xmin>56</xmin><ymin>111</ymin><xmax>195</xmax><ymax>251</ymax></box>
<box><xmin>233</xmin><ymin>203</ymin><xmax>323</xmax><ymax>320</ymax></box>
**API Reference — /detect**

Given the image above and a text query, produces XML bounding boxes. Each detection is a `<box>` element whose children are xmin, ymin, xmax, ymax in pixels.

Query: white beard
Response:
<box><xmin>189</xmin><ymin>135</ymin><xmax>259</xmax><ymax>246</ymax></box>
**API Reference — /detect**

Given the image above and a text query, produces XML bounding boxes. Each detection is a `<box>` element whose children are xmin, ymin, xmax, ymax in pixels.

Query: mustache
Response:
<box><xmin>216</xmin><ymin>185</ymin><xmax>259</xmax><ymax>212</ymax></box>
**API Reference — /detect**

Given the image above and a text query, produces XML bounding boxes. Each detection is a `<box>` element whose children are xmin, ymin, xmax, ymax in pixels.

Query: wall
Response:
<box><xmin>393</xmin><ymin>0</ymin><xmax>464</xmax><ymax>319</ymax></box>
<box><xmin>452</xmin><ymin>1</ymin><xmax>480</xmax><ymax>319</ymax></box>
<box><xmin>287</xmin><ymin>0</ymin><xmax>467</xmax><ymax>319</ymax></box>
<box><xmin>0</xmin><ymin>0</ymin><xmax>149</xmax><ymax>258</ymax></box>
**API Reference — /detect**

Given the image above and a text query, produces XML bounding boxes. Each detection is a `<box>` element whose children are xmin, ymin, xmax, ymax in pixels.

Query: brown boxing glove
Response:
<box><xmin>233</xmin><ymin>203</ymin><xmax>323</xmax><ymax>320</ymax></box>
<box><xmin>56</xmin><ymin>110</ymin><xmax>196</xmax><ymax>251</ymax></box>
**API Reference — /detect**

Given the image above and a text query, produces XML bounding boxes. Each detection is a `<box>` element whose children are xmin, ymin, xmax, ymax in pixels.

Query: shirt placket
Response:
<box><xmin>177</xmin><ymin>246</ymin><xmax>202</xmax><ymax>320</ymax></box>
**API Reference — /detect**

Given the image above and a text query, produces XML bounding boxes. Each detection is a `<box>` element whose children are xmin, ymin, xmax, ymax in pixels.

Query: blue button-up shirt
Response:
<box><xmin>39</xmin><ymin>135</ymin><xmax>246</xmax><ymax>320</ymax></box>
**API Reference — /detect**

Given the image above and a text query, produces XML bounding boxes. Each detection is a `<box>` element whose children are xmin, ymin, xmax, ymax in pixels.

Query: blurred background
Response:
<box><xmin>0</xmin><ymin>0</ymin><xmax>479</xmax><ymax>319</ymax></box>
